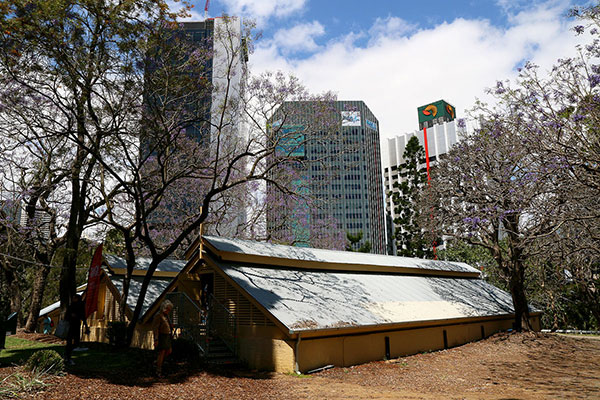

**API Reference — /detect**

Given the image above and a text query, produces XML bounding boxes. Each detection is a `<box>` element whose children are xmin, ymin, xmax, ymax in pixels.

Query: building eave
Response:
<box><xmin>202</xmin><ymin>238</ymin><xmax>480</xmax><ymax>279</ymax></box>
<box><xmin>287</xmin><ymin>312</ymin><xmax>542</xmax><ymax>339</ymax></box>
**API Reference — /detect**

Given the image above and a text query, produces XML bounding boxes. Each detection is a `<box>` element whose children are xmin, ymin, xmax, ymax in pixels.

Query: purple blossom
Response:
<box><xmin>574</xmin><ymin>25</ymin><xmax>585</xmax><ymax>35</ymax></box>
<box><xmin>457</xmin><ymin>118</ymin><xmax>466</xmax><ymax>128</ymax></box>
<box><xmin>495</xmin><ymin>81</ymin><xmax>506</xmax><ymax>95</ymax></box>
<box><xmin>589</xmin><ymin>74</ymin><xmax>600</xmax><ymax>88</ymax></box>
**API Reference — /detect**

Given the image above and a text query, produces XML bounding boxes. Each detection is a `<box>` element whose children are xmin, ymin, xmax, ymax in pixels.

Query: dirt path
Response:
<box><xmin>3</xmin><ymin>332</ymin><xmax>599</xmax><ymax>399</ymax></box>
<box><xmin>311</xmin><ymin>332</ymin><xmax>600</xmax><ymax>399</ymax></box>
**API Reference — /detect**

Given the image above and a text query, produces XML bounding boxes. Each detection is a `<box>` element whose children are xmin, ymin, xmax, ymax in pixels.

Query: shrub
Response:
<box><xmin>25</xmin><ymin>350</ymin><xmax>64</xmax><ymax>375</ymax></box>
<box><xmin>106</xmin><ymin>321</ymin><xmax>128</xmax><ymax>348</ymax></box>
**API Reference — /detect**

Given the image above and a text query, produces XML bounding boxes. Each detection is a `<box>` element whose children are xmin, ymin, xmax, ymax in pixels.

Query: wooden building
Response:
<box><xmin>39</xmin><ymin>236</ymin><xmax>540</xmax><ymax>372</ymax></box>
<box><xmin>148</xmin><ymin>235</ymin><xmax>541</xmax><ymax>373</ymax></box>
<box><xmin>38</xmin><ymin>256</ymin><xmax>186</xmax><ymax>348</ymax></box>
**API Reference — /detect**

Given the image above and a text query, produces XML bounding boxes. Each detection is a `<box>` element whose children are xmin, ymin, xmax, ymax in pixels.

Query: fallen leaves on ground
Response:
<box><xmin>2</xmin><ymin>331</ymin><xmax>599</xmax><ymax>399</ymax></box>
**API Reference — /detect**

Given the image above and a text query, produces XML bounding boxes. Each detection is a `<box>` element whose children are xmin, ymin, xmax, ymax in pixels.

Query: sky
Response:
<box><xmin>177</xmin><ymin>0</ymin><xmax>592</xmax><ymax>141</ymax></box>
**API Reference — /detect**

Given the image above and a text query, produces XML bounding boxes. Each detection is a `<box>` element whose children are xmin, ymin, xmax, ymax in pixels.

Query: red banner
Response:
<box><xmin>85</xmin><ymin>244</ymin><xmax>103</xmax><ymax>318</ymax></box>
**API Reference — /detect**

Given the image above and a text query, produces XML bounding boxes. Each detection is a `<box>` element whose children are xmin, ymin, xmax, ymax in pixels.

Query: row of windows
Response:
<box><xmin>343</xmin><ymin>174</ymin><xmax>364</xmax><ymax>181</ymax></box>
<box><xmin>347</xmin><ymin>222</ymin><xmax>364</xmax><ymax>229</ymax></box>
<box><xmin>346</xmin><ymin>213</ymin><xmax>363</xmax><ymax>219</ymax></box>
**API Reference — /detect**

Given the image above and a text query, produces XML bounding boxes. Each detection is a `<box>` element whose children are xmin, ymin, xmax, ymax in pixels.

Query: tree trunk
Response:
<box><xmin>125</xmin><ymin>259</ymin><xmax>162</xmax><ymax>346</ymax></box>
<box><xmin>508</xmin><ymin>263</ymin><xmax>532</xmax><ymax>331</ymax></box>
<box><xmin>6</xmin><ymin>267</ymin><xmax>23</xmax><ymax>327</ymax></box>
<box><xmin>581</xmin><ymin>283</ymin><xmax>600</xmax><ymax>329</ymax></box>
<box><xmin>60</xmin><ymin>145</ymin><xmax>84</xmax><ymax>315</ymax></box>
<box><xmin>119</xmin><ymin>238</ymin><xmax>137</xmax><ymax>323</ymax></box>
<box><xmin>24</xmin><ymin>263</ymin><xmax>52</xmax><ymax>332</ymax></box>
<box><xmin>59</xmin><ymin>227</ymin><xmax>80</xmax><ymax>315</ymax></box>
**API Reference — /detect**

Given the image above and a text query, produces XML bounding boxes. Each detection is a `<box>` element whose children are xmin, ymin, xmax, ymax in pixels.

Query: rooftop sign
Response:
<box><xmin>417</xmin><ymin>100</ymin><xmax>456</xmax><ymax>125</ymax></box>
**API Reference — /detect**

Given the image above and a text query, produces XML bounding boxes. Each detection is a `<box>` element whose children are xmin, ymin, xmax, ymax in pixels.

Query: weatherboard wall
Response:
<box><xmin>295</xmin><ymin>317</ymin><xmax>521</xmax><ymax>372</ymax></box>
<box><xmin>198</xmin><ymin>235</ymin><xmax>541</xmax><ymax>373</ymax></box>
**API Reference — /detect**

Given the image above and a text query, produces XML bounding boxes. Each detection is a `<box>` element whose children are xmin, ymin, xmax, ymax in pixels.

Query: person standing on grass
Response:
<box><xmin>64</xmin><ymin>294</ymin><xmax>89</xmax><ymax>365</ymax></box>
<box><xmin>153</xmin><ymin>300</ymin><xmax>174</xmax><ymax>377</ymax></box>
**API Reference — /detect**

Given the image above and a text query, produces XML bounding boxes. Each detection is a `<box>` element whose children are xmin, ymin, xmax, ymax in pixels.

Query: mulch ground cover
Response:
<box><xmin>1</xmin><ymin>331</ymin><xmax>599</xmax><ymax>399</ymax></box>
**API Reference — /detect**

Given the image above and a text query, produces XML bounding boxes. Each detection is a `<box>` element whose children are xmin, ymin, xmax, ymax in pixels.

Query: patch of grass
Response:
<box><xmin>285</xmin><ymin>372</ymin><xmax>312</xmax><ymax>378</ymax></box>
<box><xmin>1</xmin><ymin>337</ymin><xmax>62</xmax><ymax>367</ymax></box>
<box><xmin>557</xmin><ymin>333</ymin><xmax>600</xmax><ymax>339</ymax></box>
<box><xmin>1</xmin><ymin>337</ymin><xmax>153</xmax><ymax>375</ymax></box>
<box><xmin>66</xmin><ymin>342</ymin><xmax>153</xmax><ymax>373</ymax></box>
<box><xmin>0</xmin><ymin>369</ymin><xmax>52</xmax><ymax>398</ymax></box>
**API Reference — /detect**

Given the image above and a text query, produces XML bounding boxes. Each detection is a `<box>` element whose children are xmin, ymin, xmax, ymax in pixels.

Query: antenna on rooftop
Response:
<box><xmin>204</xmin><ymin>0</ymin><xmax>210</xmax><ymax>19</ymax></box>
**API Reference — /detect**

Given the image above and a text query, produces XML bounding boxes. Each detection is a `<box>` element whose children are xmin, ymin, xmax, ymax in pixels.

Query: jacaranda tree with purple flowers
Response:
<box><xmin>420</xmin><ymin>3</ymin><xmax>600</xmax><ymax>330</ymax></box>
<box><xmin>80</xmin><ymin>14</ymin><xmax>345</xmax><ymax>342</ymax></box>
<box><xmin>0</xmin><ymin>0</ymin><xmax>176</xmax><ymax>323</ymax></box>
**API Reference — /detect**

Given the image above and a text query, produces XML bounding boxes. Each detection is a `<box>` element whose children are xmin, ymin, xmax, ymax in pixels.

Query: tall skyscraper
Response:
<box><xmin>143</xmin><ymin>17</ymin><xmax>248</xmax><ymax>239</ymax></box>
<box><xmin>267</xmin><ymin>100</ymin><xmax>387</xmax><ymax>254</ymax></box>
<box><xmin>190</xmin><ymin>17</ymin><xmax>248</xmax><ymax>237</ymax></box>
<box><xmin>0</xmin><ymin>198</ymin><xmax>51</xmax><ymax>240</ymax></box>
<box><xmin>177</xmin><ymin>18</ymin><xmax>247</xmax><ymax>145</ymax></box>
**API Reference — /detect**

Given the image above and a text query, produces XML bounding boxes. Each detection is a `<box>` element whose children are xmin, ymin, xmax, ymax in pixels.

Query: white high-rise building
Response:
<box><xmin>382</xmin><ymin>101</ymin><xmax>475</xmax><ymax>252</ymax></box>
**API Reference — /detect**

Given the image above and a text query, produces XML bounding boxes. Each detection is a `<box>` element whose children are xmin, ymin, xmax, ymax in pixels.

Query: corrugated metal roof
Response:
<box><xmin>217</xmin><ymin>262</ymin><xmax>515</xmax><ymax>332</ymax></box>
<box><xmin>39</xmin><ymin>276</ymin><xmax>173</xmax><ymax>320</ymax></box>
<box><xmin>203</xmin><ymin>236</ymin><xmax>478</xmax><ymax>274</ymax></box>
<box><xmin>111</xmin><ymin>276</ymin><xmax>172</xmax><ymax>318</ymax></box>
<box><xmin>104</xmin><ymin>255</ymin><xmax>186</xmax><ymax>273</ymax></box>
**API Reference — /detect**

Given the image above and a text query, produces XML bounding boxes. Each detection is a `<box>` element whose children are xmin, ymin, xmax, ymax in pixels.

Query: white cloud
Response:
<box><xmin>219</xmin><ymin>0</ymin><xmax>306</xmax><ymax>25</ymax></box>
<box><xmin>270</xmin><ymin>21</ymin><xmax>325</xmax><ymax>53</ymax></box>
<box><xmin>249</xmin><ymin>2</ymin><xmax>587</xmax><ymax>155</ymax></box>
<box><xmin>368</xmin><ymin>16</ymin><xmax>418</xmax><ymax>42</ymax></box>
<box><xmin>168</xmin><ymin>1</ymin><xmax>204</xmax><ymax>21</ymax></box>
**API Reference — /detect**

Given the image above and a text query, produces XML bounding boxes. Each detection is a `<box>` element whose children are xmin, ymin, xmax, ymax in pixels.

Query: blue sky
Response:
<box><xmin>178</xmin><ymin>0</ymin><xmax>591</xmax><ymax>154</ymax></box>
<box><xmin>253</xmin><ymin>0</ymin><xmax>526</xmax><ymax>42</ymax></box>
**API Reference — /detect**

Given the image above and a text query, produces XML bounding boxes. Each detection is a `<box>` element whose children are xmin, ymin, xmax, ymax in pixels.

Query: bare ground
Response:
<box><xmin>2</xmin><ymin>331</ymin><xmax>599</xmax><ymax>399</ymax></box>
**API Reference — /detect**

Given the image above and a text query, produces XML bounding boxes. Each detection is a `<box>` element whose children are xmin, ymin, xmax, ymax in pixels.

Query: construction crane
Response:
<box><xmin>204</xmin><ymin>0</ymin><xmax>210</xmax><ymax>19</ymax></box>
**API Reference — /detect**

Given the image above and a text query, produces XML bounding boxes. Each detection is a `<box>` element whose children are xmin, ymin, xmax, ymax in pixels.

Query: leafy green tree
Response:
<box><xmin>0</xmin><ymin>0</ymin><xmax>190</xmax><ymax>317</ymax></box>
<box><xmin>439</xmin><ymin>239</ymin><xmax>507</xmax><ymax>291</ymax></box>
<box><xmin>346</xmin><ymin>231</ymin><xmax>372</xmax><ymax>253</ymax></box>
<box><xmin>392</xmin><ymin>136</ymin><xmax>434</xmax><ymax>258</ymax></box>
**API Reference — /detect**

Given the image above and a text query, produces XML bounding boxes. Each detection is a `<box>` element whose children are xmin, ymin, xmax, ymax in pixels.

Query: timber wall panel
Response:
<box><xmin>214</xmin><ymin>274</ymin><xmax>275</xmax><ymax>327</ymax></box>
<box><xmin>295</xmin><ymin>317</ymin><xmax>518</xmax><ymax>373</ymax></box>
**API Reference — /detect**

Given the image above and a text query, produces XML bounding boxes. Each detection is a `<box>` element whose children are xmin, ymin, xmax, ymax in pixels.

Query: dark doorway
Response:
<box><xmin>200</xmin><ymin>273</ymin><xmax>214</xmax><ymax>309</ymax></box>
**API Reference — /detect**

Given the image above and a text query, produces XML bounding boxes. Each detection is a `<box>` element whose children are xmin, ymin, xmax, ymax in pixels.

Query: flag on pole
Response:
<box><xmin>85</xmin><ymin>244</ymin><xmax>103</xmax><ymax>318</ymax></box>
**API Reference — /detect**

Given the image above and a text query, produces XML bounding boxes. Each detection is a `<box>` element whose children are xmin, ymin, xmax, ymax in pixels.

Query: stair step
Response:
<box><xmin>207</xmin><ymin>351</ymin><xmax>235</xmax><ymax>358</ymax></box>
<box><xmin>206</xmin><ymin>357</ymin><xmax>241</xmax><ymax>365</ymax></box>
<box><xmin>207</xmin><ymin>344</ymin><xmax>230</xmax><ymax>350</ymax></box>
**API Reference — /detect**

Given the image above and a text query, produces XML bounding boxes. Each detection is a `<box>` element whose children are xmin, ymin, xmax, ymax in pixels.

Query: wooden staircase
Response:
<box><xmin>167</xmin><ymin>292</ymin><xmax>239</xmax><ymax>366</ymax></box>
<box><xmin>204</xmin><ymin>335</ymin><xmax>239</xmax><ymax>365</ymax></box>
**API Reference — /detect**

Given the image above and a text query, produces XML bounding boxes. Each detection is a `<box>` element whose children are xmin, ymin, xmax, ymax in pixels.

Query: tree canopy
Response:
<box><xmin>420</xmin><ymin>4</ymin><xmax>600</xmax><ymax>330</ymax></box>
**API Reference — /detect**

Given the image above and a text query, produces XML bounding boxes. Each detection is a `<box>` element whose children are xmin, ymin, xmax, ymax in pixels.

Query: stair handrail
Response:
<box><xmin>165</xmin><ymin>291</ymin><xmax>208</xmax><ymax>354</ymax></box>
<box><xmin>208</xmin><ymin>293</ymin><xmax>237</xmax><ymax>356</ymax></box>
<box><xmin>168</xmin><ymin>291</ymin><xmax>205</xmax><ymax>321</ymax></box>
